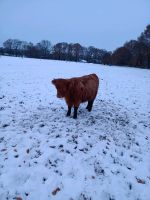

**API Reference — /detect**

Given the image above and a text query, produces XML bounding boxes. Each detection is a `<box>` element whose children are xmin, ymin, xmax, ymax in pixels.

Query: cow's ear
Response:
<box><xmin>51</xmin><ymin>79</ymin><xmax>55</xmax><ymax>85</ymax></box>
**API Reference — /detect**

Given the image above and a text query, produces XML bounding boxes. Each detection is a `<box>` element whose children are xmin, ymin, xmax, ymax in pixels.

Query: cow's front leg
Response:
<box><xmin>73</xmin><ymin>107</ymin><xmax>78</xmax><ymax>119</ymax></box>
<box><xmin>66</xmin><ymin>106</ymin><xmax>72</xmax><ymax>116</ymax></box>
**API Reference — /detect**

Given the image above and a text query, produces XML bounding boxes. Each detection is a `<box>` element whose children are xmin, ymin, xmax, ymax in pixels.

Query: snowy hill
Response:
<box><xmin>0</xmin><ymin>56</ymin><xmax>150</xmax><ymax>200</ymax></box>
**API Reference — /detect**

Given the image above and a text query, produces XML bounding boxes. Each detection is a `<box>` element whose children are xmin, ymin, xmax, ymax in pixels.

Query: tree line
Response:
<box><xmin>0</xmin><ymin>25</ymin><xmax>150</xmax><ymax>69</ymax></box>
<box><xmin>0</xmin><ymin>39</ymin><xmax>111</xmax><ymax>65</ymax></box>
<box><xmin>112</xmin><ymin>25</ymin><xmax>150</xmax><ymax>69</ymax></box>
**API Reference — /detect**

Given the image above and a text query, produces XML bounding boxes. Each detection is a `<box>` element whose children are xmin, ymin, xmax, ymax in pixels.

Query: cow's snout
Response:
<box><xmin>57</xmin><ymin>93</ymin><xmax>62</xmax><ymax>98</ymax></box>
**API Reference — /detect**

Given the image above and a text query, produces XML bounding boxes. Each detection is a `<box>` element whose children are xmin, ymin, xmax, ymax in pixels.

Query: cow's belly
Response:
<box><xmin>81</xmin><ymin>94</ymin><xmax>93</xmax><ymax>102</ymax></box>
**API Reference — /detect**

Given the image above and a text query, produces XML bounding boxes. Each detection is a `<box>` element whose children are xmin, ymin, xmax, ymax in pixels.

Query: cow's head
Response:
<box><xmin>52</xmin><ymin>79</ymin><xmax>69</xmax><ymax>98</ymax></box>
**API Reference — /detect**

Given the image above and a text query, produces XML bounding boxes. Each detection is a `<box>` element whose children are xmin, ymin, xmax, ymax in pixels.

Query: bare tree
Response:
<box><xmin>36</xmin><ymin>40</ymin><xmax>52</xmax><ymax>58</ymax></box>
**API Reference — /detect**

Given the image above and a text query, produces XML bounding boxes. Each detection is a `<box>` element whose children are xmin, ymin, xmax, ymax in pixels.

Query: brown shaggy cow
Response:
<box><xmin>52</xmin><ymin>73</ymin><xmax>99</xmax><ymax>119</ymax></box>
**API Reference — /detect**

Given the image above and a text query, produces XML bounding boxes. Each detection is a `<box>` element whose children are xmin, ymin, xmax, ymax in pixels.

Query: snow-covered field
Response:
<box><xmin>0</xmin><ymin>56</ymin><xmax>150</xmax><ymax>200</ymax></box>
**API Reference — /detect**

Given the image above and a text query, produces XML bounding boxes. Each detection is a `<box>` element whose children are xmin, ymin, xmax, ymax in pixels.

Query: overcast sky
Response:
<box><xmin>0</xmin><ymin>0</ymin><xmax>150</xmax><ymax>51</ymax></box>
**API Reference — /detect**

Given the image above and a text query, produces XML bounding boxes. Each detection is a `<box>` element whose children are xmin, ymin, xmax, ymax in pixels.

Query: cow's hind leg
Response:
<box><xmin>66</xmin><ymin>106</ymin><xmax>72</xmax><ymax>116</ymax></box>
<box><xmin>87</xmin><ymin>100</ymin><xmax>94</xmax><ymax>112</ymax></box>
<box><xmin>73</xmin><ymin>107</ymin><xmax>78</xmax><ymax>119</ymax></box>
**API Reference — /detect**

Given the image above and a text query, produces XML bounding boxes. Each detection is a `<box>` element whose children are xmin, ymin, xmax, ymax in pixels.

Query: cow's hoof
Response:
<box><xmin>73</xmin><ymin>116</ymin><xmax>77</xmax><ymax>119</ymax></box>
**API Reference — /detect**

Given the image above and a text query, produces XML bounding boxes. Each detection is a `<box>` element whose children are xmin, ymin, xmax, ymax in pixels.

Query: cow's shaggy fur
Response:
<box><xmin>52</xmin><ymin>74</ymin><xmax>99</xmax><ymax>119</ymax></box>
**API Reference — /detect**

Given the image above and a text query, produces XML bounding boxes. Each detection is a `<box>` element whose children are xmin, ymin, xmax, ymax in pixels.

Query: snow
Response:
<box><xmin>0</xmin><ymin>56</ymin><xmax>150</xmax><ymax>200</ymax></box>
